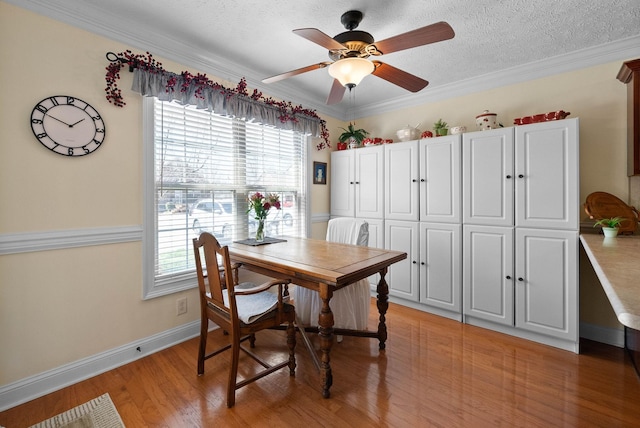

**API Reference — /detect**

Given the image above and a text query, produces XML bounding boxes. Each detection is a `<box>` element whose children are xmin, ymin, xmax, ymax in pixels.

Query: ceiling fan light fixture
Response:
<box><xmin>328</xmin><ymin>58</ymin><xmax>375</xmax><ymax>87</ymax></box>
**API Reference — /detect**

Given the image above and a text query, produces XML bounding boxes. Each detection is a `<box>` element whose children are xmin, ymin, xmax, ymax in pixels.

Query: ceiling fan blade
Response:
<box><xmin>372</xmin><ymin>21</ymin><xmax>454</xmax><ymax>55</ymax></box>
<box><xmin>326</xmin><ymin>79</ymin><xmax>347</xmax><ymax>105</ymax></box>
<box><xmin>262</xmin><ymin>62</ymin><xmax>332</xmax><ymax>84</ymax></box>
<box><xmin>293</xmin><ymin>28</ymin><xmax>346</xmax><ymax>51</ymax></box>
<box><xmin>372</xmin><ymin>61</ymin><xmax>429</xmax><ymax>92</ymax></box>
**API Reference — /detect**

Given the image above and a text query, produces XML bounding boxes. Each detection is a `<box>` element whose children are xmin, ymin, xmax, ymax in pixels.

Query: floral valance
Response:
<box><xmin>105</xmin><ymin>50</ymin><xmax>330</xmax><ymax>149</ymax></box>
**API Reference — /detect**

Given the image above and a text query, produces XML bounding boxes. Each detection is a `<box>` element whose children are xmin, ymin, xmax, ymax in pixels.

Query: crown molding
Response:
<box><xmin>7</xmin><ymin>0</ymin><xmax>640</xmax><ymax>122</ymax></box>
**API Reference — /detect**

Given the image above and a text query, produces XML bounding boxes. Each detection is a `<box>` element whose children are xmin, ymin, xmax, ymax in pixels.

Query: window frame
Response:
<box><xmin>141</xmin><ymin>97</ymin><xmax>311</xmax><ymax>299</ymax></box>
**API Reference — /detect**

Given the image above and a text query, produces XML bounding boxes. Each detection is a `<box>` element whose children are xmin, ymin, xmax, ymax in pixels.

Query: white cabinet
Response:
<box><xmin>385</xmin><ymin>135</ymin><xmax>461</xmax><ymax>222</ymax></box>
<box><xmin>419</xmin><ymin>222</ymin><xmax>462</xmax><ymax>315</ymax></box>
<box><xmin>463</xmin><ymin>226</ymin><xmax>577</xmax><ymax>344</ymax></box>
<box><xmin>385</xmin><ymin>220</ymin><xmax>462</xmax><ymax>320</ymax></box>
<box><xmin>463</xmin><ymin>225</ymin><xmax>514</xmax><ymax>325</ymax></box>
<box><xmin>515</xmin><ymin>228</ymin><xmax>578</xmax><ymax>341</ymax></box>
<box><xmin>330</xmin><ymin>145</ymin><xmax>384</xmax><ymax>218</ymax></box>
<box><xmin>419</xmin><ymin>136</ymin><xmax>462</xmax><ymax>223</ymax></box>
<box><xmin>515</xmin><ymin>120</ymin><xmax>579</xmax><ymax>230</ymax></box>
<box><xmin>462</xmin><ymin>127</ymin><xmax>514</xmax><ymax>226</ymax></box>
<box><xmin>384</xmin><ymin>141</ymin><xmax>420</xmax><ymax>221</ymax></box>
<box><xmin>463</xmin><ymin>119</ymin><xmax>579</xmax><ymax>230</ymax></box>
<box><xmin>384</xmin><ymin>136</ymin><xmax>463</xmax><ymax>320</ymax></box>
<box><xmin>462</xmin><ymin>118</ymin><xmax>579</xmax><ymax>352</ymax></box>
<box><xmin>385</xmin><ymin>220</ymin><xmax>419</xmax><ymax>301</ymax></box>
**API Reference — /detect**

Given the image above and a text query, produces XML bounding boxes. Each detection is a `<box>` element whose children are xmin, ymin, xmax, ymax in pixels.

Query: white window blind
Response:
<box><xmin>146</xmin><ymin>98</ymin><xmax>307</xmax><ymax>297</ymax></box>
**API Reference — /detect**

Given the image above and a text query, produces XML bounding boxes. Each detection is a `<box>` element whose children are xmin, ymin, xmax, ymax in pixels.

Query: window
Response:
<box><xmin>143</xmin><ymin>98</ymin><xmax>309</xmax><ymax>298</ymax></box>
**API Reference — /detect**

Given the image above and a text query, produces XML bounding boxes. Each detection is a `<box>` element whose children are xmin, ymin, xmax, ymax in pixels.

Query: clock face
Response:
<box><xmin>30</xmin><ymin>95</ymin><xmax>106</xmax><ymax>157</ymax></box>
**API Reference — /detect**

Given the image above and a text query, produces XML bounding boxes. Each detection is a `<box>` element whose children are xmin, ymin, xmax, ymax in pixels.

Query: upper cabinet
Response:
<box><xmin>463</xmin><ymin>119</ymin><xmax>579</xmax><ymax>230</ymax></box>
<box><xmin>385</xmin><ymin>135</ymin><xmax>461</xmax><ymax>222</ymax></box>
<box><xmin>462</xmin><ymin>128</ymin><xmax>514</xmax><ymax>226</ymax></box>
<box><xmin>515</xmin><ymin>119</ymin><xmax>579</xmax><ymax>230</ymax></box>
<box><xmin>330</xmin><ymin>145</ymin><xmax>384</xmax><ymax>218</ymax></box>
<box><xmin>384</xmin><ymin>140</ymin><xmax>420</xmax><ymax>221</ymax></box>
<box><xmin>617</xmin><ymin>59</ymin><xmax>640</xmax><ymax>176</ymax></box>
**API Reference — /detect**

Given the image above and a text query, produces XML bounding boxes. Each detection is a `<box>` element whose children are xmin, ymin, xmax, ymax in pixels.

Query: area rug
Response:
<box><xmin>29</xmin><ymin>393</ymin><xmax>124</xmax><ymax>428</ymax></box>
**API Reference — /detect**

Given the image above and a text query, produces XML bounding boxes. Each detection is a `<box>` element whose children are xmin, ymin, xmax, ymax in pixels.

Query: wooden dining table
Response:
<box><xmin>228</xmin><ymin>236</ymin><xmax>407</xmax><ymax>398</ymax></box>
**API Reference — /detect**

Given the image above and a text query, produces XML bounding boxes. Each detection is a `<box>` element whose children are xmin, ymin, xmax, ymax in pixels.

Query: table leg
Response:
<box><xmin>376</xmin><ymin>267</ymin><xmax>389</xmax><ymax>350</ymax></box>
<box><xmin>318</xmin><ymin>283</ymin><xmax>334</xmax><ymax>398</ymax></box>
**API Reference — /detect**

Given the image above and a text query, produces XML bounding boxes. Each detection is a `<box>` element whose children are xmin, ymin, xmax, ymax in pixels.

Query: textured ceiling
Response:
<box><xmin>8</xmin><ymin>0</ymin><xmax>640</xmax><ymax>119</ymax></box>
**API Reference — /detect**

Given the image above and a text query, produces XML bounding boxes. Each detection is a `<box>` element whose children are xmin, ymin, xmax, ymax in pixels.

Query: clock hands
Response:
<box><xmin>45</xmin><ymin>113</ymin><xmax>72</xmax><ymax>127</ymax></box>
<box><xmin>45</xmin><ymin>113</ymin><xmax>85</xmax><ymax>128</ymax></box>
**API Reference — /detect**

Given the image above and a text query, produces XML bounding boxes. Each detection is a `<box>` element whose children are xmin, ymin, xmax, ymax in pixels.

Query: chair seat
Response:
<box><xmin>208</xmin><ymin>300</ymin><xmax>295</xmax><ymax>327</ymax></box>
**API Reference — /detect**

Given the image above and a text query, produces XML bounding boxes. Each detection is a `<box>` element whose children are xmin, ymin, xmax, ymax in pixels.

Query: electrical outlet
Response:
<box><xmin>176</xmin><ymin>297</ymin><xmax>187</xmax><ymax>315</ymax></box>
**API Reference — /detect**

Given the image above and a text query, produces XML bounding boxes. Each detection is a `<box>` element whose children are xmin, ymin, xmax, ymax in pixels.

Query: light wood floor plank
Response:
<box><xmin>2</xmin><ymin>301</ymin><xmax>639</xmax><ymax>427</ymax></box>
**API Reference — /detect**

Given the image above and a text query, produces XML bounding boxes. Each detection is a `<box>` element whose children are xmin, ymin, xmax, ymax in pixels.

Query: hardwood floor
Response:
<box><xmin>2</xmin><ymin>302</ymin><xmax>639</xmax><ymax>427</ymax></box>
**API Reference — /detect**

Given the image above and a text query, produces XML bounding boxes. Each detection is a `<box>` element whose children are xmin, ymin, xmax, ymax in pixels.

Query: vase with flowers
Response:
<box><xmin>247</xmin><ymin>192</ymin><xmax>281</xmax><ymax>242</ymax></box>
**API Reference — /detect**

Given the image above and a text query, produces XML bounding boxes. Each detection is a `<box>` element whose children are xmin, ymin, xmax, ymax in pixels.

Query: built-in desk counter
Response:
<box><xmin>580</xmin><ymin>233</ymin><xmax>640</xmax><ymax>374</ymax></box>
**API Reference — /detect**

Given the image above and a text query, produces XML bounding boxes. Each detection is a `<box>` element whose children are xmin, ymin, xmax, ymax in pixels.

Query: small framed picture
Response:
<box><xmin>313</xmin><ymin>161</ymin><xmax>327</xmax><ymax>185</ymax></box>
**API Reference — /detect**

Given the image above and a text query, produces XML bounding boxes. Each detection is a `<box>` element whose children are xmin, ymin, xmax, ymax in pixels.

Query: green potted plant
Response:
<box><xmin>339</xmin><ymin>123</ymin><xmax>369</xmax><ymax>149</ymax></box>
<box><xmin>593</xmin><ymin>217</ymin><xmax>625</xmax><ymax>237</ymax></box>
<box><xmin>433</xmin><ymin>119</ymin><xmax>448</xmax><ymax>136</ymax></box>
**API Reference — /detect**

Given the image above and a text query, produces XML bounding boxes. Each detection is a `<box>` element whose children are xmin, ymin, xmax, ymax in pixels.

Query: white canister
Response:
<box><xmin>475</xmin><ymin>110</ymin><xmax>498</xmax><ymax>130</ymax></box>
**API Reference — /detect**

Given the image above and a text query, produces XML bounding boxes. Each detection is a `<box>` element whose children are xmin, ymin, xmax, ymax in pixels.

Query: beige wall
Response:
<box><xmin>0</xmin><ymin>1</ymin><xmax>630</xmax><ymax>387</ymax></box>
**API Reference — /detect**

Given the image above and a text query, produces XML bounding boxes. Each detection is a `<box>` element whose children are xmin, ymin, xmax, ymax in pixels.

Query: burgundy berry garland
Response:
<box><xmin>105</xmin><ymin>50</ymin><xmax>330</xmax><ymax>150</ymax></box>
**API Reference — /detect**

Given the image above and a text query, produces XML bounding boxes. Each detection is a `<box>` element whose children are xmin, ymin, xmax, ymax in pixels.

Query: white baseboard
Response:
<box><xmin>579</xmin><ymin>322</ymin><xmax>625</xmax><ymax>348</ymax></box>
<box><xmin>0</xmin><ymin>320</ymin><xmax>202</xmax><ymax>412</ymax></box>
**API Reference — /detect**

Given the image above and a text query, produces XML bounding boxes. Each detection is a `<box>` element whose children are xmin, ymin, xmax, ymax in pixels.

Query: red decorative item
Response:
<box><xmin>514</xmin><ymin>110</ymin><xmax>570</xmax><ymax>125</ymax></box>
<box><xmin>337</xmin><ymin>142</ymin><xmax>347</xmax><ymax>150</ymax></box>
<box><xmin>421</xmin><ymin>130</ymin><xmax>433</xmax><ymax>138</ymax></box>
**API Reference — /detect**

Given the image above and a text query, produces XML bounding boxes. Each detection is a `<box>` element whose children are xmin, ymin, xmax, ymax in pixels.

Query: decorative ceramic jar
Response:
<box><xmin>397</xmin><ymin>126</ymin><xmax>421</xmax><ymax>142</ymax></box>
<box><xmin>475</xmin><ymin>110</ymin><xmax>498</xmax><ymax>130</ymax></box>
<box><xmin>449</xmin><ymin>126</ymin><xmax>466</xmax><ymax>135</ymax></box>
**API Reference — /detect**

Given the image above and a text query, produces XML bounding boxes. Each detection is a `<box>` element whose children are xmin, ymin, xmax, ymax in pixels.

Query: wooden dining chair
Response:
<box><xmin>192</xmin><ymin>232</ymin><xmax>297</xmax><ymax>408</ymax></box>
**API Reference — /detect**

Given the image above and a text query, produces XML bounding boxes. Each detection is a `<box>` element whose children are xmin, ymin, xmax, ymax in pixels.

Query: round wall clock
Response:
<box><xmin>30</xmin><ymin>95</ymin><xmax>106</xmax><ymax>157</ymax></box>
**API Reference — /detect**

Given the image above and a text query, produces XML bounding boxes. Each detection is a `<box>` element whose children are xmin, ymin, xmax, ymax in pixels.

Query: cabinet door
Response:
<box><xmin>355</xmin><ymin>145</ymin><xmax>384</xmax><ymax>219</ymax></box>
<box><xmin>463</xmin><ymin>225</ymin><xmax>514</xmax><ymax>325</ymax></box>
<box><xmin>463</xmin><ymin>128</ymin><xmax>514</xmax><ymax>226</ymax></box>
<box><xmin>515</xmin><ymin>118</ymin><xmax>579</xmax><ymax>230</ymax></box>
<box><xmin>385</xmin><ymin>220</ymin><xmax>419</xmax><ymax>301</ymax></box>
<box><xmin>419</xmin><ymin>222</ymin><xmax>461</xmax><ymax>313</ymax></box>
<box><xmin>385</xmin><ymin>141</ymin><xmax>420</xmax><ymax>221</ymax></box>
<box><xmin>420</xmin><ymin>135</ymin><xmax>461</xmax><ymax>223</ymax></box>
<box><xmin>515</xmin><ymin>228</ymin><xmax>578</xmax><ymax>341</ymax></box>
<box><xmin>330</xmin><ymin>150</ymin><xmax>354</xmax><ymax>217</ymax></box>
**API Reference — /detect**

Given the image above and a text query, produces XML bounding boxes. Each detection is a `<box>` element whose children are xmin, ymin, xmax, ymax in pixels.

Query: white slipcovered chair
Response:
<box><xmin>294</xmin><ymin>217</ymin><xmax>371</xmax><ymax>336</ymax></box>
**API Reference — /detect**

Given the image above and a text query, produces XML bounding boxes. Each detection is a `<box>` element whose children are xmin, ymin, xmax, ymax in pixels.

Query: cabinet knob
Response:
<box><xmin>412</xmin><ymin>260</ymin><xmax>417</xmax><ymax>264</ymax></box>
<box><xmin>518</xmin><ymin>174</ymin><xmax>524</xmax><ymax>178</ymax></box>
<box><xmin>506</xmin><ymin>275</ymin><xmax>511</xmax><ymax>280</ymax></box>
<box><xmin>421</xmin><ymin>179</ymin><xmax>425</xmax><ymax>182</ymax></box>
<box><xmin>349</xmin><ymin>181</ymin><xmax>354</xmax><ymax>184</ymax></box>
<box><xmin>421</xmin><ymin>262</ymin><xmax>425</xmax><ymax>265</ymax></box>
<box><xmin>506</xmin><ymin>175</ymin><xmax>512</xmax><ymax>179</ymax></box>
<box><xmin>412</xmin><ymin>179</ymin><xmax>417</xmax><ymax>182</ymax></box>
<box><xmin>355</xmin><ymin>181</ymin><xmax>360</xmax><ymax>184</ymax></box>
<box><xmin>518</xmin><ymin>277</ymin><xmax>524</xmax><ymax>282</ymax></box>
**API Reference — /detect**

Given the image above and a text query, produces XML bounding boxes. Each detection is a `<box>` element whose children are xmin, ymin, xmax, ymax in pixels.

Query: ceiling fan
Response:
<box><xmin>262</xmin><ymin>10</ymin><xmax>455</xmax><ymax>105</ymax></box>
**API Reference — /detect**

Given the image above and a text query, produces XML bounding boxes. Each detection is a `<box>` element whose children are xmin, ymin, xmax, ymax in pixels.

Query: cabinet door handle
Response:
<box><xmin>518</xmin><ymin>174</ymin><xmax>524</xmax><ymax>178</ymax></box>
<box><xmin>355</xmin><ymin>181</ymin><xmax>360</xmax><ymax>184</ymax></box>
<box><xmin>412</xmin><ymin>261</ymin><xmax>417</xmax><ymax>264</ymax></box>
<box><xmin>518</xmin><ymin>277</ymin><xmax>524</xmax><ymax>282</ymax></box>
<box><xmin>506</xmin><ymin>275</ymin><xmax>511</xmax><ymax>280</ymax></box>
<box><xmin>421</xmin><ymin>262</ymin><xmax>425</xmax><ymax>265</ymax></box>
<box><xmin>506</xmin><ymin>175</ymin><xmax>512</xmax><ymax>179</ymax></box>
<box><xmin>421</xmin><ymin>179</ymin><xmax>425</xmax><ymax>182</ymax></box>
<box><xmin>349</xmin><ymin>181</ymin><xmax>354</xmax><ymax>184</ymax></box>
<box><xmin>412</xmin><ymin>179</ymin><xmax>417</xmax><ymax>182</ymax></box>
